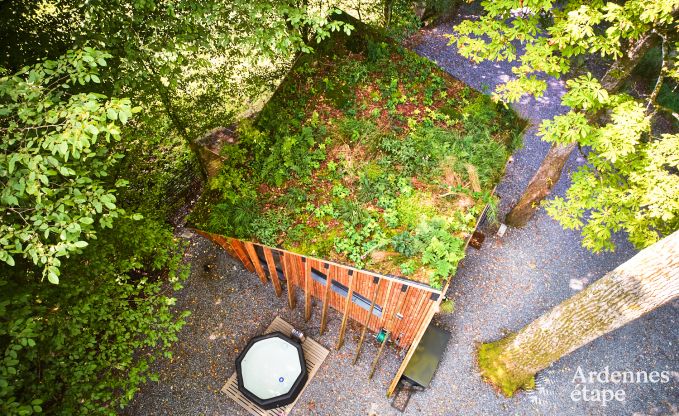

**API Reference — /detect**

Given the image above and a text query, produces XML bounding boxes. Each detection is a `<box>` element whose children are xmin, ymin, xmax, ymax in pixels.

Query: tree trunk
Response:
<box><xmin>478</xmin><ymin>230</ymin><xmax>679</xmax><ymax>396</ymax></box>
<box><xmin>504</xmin><ymin>141</ymin><xmax>577</xmax><ymax>227</ymax></box>
<box><xmin>149</xmin><ymin>71</ymin><xmax>207</xmax><ymax>178</ymax></box>
<box><xmin>384</xmin><ymin>0</ymin><xmax>395</xmax><ymax>27</ymax></box>
<box><xmin>504</xmin><ymin>33</ymin><xmax>658</xmax><ymax>227</ymax></box>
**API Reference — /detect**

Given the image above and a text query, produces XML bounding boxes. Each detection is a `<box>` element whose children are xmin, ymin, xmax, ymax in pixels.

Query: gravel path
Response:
<box><xmin>126</xmin><ymin>4</ymin><xmax>678</xmax><ymax>415</ymax></box>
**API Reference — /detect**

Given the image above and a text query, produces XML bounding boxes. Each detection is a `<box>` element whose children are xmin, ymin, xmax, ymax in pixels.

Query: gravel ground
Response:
<box><xmin>126</xmin><ymin>4</ymin><xmax>678</xmax><ymax>415</ymax></box>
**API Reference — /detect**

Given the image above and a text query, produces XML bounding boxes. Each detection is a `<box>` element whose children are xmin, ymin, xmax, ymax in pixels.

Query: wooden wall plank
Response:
<box><xmin>232</xmin><ymin>238</ymin><xmax>442</xmax><ymax>294</ymax></box>
<box><xmin>369</xmin><ymin>283</ymin><xmax>409</xmax><ymax>378</ymax></box>
<box><xmin>263</xmin><ymin>248</ymin><xmax>282</xmax><ymax>297</ymax></box>
<box><xmin>201</xmin><ymin>235</ymin><xmax>439</xmax><ymax>350</ymax></box>
<box><xmin>355</xmin><ymin>272</ymin><xmax>371</xmax><ymax>327</ymax></box>
<box><xmin>244</xmin><ymin>242</ymin><xmax>267</xmax><ymax>285</ymax></box>
<box><xmin>281</xmin><ymin>253</ymin><xmax>296</xmax><ymax>309</ymax></box>
<box><xmin>400</xmin><ymin>290</ymin><xmax>428</xmax><ymax>347</ymax></box>
<box><xmin>319</xmin><ymin>264</ymin><xmax>334</xmax><ymax>335</ymax></box>
<box><xmin>229</xmin><ymin>239</ymin><xmax>255</xmax><ymax>272</ymax></box>
<box><xmin>335</xmin><ymin>270</ymin><xmax>355</xmax><ymax>350</ymax></box>
<box><xmin>388</xmin><ymin>285</ymin><xmax>409</xmax><ymax>342</ymax></box>
<box><xmin>304</xmin><ymin>258</ymin><xmax>312</xmax><ymax>321</ymax></box>
<box><xmin>309</xmin><ymin>259</ymin><xmax>326</xmax><ymax>299</ymax></box>
<box><xmin>353</xmin><ymin>276</ymin><xmax>381</xmax><ymax>364</ymax></box>
<box><xmin>377</xmin><ymin>281</ymin><xmax>395</xmax><ymax>331</ymax></box>
<box><xmin>390</xmin><ymin>286</ymin><xmax>410</xmax><ymax>345</ymax></box>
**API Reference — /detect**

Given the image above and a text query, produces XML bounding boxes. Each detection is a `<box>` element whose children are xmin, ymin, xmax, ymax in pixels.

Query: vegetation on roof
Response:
<box><xmin>190</xmin><ymin>28</ymin><xmax>524</xmax><ymax>288</ymax></box>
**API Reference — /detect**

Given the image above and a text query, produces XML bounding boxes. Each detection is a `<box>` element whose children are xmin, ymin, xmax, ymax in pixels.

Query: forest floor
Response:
<box><xmin>126</xmin><ymin>3</ymin><xmax>678</xmax><ymax>415</ymax></box>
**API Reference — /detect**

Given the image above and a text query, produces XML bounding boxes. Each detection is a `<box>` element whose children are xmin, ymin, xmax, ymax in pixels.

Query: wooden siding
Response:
<box><xmin>194</xmin><ymin>230</ymin><xmax>439</xmax><ymax>350</ymax></box>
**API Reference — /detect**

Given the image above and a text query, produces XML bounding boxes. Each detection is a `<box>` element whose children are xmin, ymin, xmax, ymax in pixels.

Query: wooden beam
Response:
<box><xmin>264</xmin><ymin>248</ymin><xmax>282</xmax><ymax>297</ymax></box>
<box><xmin>370</xmin><ymin>284</ymin><xmax>409</xmax><ymax>379</ymax></box>
<box><xmin>281</xmin><ymin>253</ymin><xmax>296</xmax><ymax>309</ymax></box>
<box><xmin>319</xmin><ymin>264</ymin><xmax>333</xmax><ymax>335</ymax></box>
<box><xmin>229</xmin><ymin>239</ymin><xmax>255</xmax><ymax>272</ymax></box>
<box><xmin>378</xmin><ymin>281</ymin><xmax>394</xmax><ymax>330</ymax></box>
<box><xmin>304</xmin><ymin>258</ymin><xmax>312</xmax><ymax>321</ymax></box>
<box><xmin>387</xmin><ymin>301</ymin><xmax>438</xmax><ymax>395</ymax></box>
<box><xmin>244</xmin><ymin>242</ymin><xmax>267</xmax><ymax>285</ymax></box>
<box><xmin>335</xmin><ymin>270</ymin><xmax>355</xmax><ymax>350</ymax></box>
<box><xmin>353</xmin><ymin>276</ymin><xmax>381</xmax><ymax>364</ymax></box>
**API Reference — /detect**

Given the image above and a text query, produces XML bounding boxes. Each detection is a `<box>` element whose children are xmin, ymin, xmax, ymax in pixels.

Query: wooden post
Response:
<box><xmin>353</xmin><ymin>276</ymin><xmax>381</xmax><ymax>364</ymax></box>
<box><xmin>304</xmin><ymin>258</ymin><xmax>312</xmax><ymax>321</ymax></box>
<box><xmin>369</xmin><ymin>284</ymin><xmax>408</xmax><ymax>379</ymax></box>
<box><xmin>264</xmin><ymin>248</ymin><xmax>282</xmax><ymax>297</ymax></box>
<box><xmin>378</xmin><ymin>281</ymin><xmax>394</xmax><ymax>329</ymax></box>
<box><xmin>336</xmin><ymin>270</ymin><xmax>355</xmax><ymax>350</ymax></box>
<box><xmin>282</xmin><ymin>253</ymin><xmax>296</xmax><ymax>309</ymax></box>
<box><xmin>320</xmin><ymin>264</ymin><xmax>333</xmax><ymax>335</ymax></box>
<box><xmin>244</xmin><ymin>242</ymin><xmax>267</xmax><ymax>285</ymax></box>
<box><xmin>227</xmin><ymin>239</ymin><xmax>255</xmax><ymax>272</ymax></box>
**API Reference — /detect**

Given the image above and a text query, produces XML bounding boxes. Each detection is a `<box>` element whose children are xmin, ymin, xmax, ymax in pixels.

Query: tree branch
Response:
<box><xmin>647</xmin><ymin>32</ymin><xmax>669</xmax><ymax>116</ymax></box>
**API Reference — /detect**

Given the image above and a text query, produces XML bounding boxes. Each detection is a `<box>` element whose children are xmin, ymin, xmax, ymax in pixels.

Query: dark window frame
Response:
<box><xmin>254</xmin><ymin>245</ymin><xmax>285</xmax><ymax>281</ymax></box>
<box><xmin>310</xmin><ymin>267</ymin><xmax>382</xmax><ymax>318</ymax></box>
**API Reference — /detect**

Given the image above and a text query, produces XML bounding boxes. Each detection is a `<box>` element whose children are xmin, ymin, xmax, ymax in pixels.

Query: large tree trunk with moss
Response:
<box><xmin>478</xmin><ymin>230</ymin><xmax>679</xmax><ymax>396</ymax></box>
<box><xmin>504</xmin><ymin>33</ymin><xmax>658</xmax><ymax>227</ymax></box>
<box><xmin>504</xmin><ymin>141</ymin><xmax>577</xmax><ymax>227</ymax></box>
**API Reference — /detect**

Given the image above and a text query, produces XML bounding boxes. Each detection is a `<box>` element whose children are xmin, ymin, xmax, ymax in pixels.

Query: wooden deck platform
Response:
<box><xmin>222</xmin><ymin>317</ymin><xmax>329</xmax><ymax>416</ymax></box>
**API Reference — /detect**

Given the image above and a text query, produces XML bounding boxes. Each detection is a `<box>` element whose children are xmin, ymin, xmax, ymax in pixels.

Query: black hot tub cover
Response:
<box><xmin>236</xmin><ymin>331</ymin><xmax>308</xmax><ymax>410</ymax></box>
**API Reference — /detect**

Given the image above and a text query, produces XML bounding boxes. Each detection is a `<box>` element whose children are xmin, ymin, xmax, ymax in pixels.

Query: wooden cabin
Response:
<box><xmin>189</xmin><ymin>12</ymin><xmax>524</xmax><ymax>396</ymax></box>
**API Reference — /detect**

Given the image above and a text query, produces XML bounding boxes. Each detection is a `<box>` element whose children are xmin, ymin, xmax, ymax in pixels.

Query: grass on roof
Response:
<box><xmin>189</xmin><ymin>28</ymin><xmax>524</xmax><ymax>288</ymax></box>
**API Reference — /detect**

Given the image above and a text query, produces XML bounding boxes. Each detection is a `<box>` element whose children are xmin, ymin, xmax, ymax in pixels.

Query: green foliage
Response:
<box><xmin>391</xmin><ymin>216</ymin><xmax>471</xmax><ymax>288</ymax></box>
<box><xmin>477</xmin><ymin>338</ymin><xmax>535</xmax><ymax>397</ymax></box>
<box><xmin>545</xmin><ymin>129</ymin><xmax>679</xmax><ymax>252</ymax></box>
<box><xmin>415</xmin><ymin>219</ymin><xmax>466</xmax><ymax>288</ymax></box>
<box><xmin>449</xmin><ymin>130</ymin><xmax>510</xmax><ymax>188</ymax></box>
<box><xmin>392</xmin><ymin>231</ymin><xmax>418</xmax><ymax>257</ymax></box>
<box><xmin>0</xmin><ymin>218</ymin><xmax>189</xmax><ymax>415</ymax></box>
<box><xmin>384</xmin><ymin>0</ymin><xmax>423</xmax><ymax>41</ymax></box>
<box><xmin>250</xmin><ymin>211</ymin><xmax>292</xmax><ymax>247</ymax></box>
<box><xmin>195</xmin><ymin>26</ymin><xmax>521</xmax><ymax>288</ymax></box>
<box><xmin>358</xmin><ymin>163</ymin><xmax>399</xmax><ymax>203</ymax></box>
<box><xmin>395</xmin><ymin>191</ymin><xmax>436</xmax><ymax>229</ymax></box>
<box><xmin>0</xmin><ymin>49</ymin><xmax>138</xmax><ymax>282</ymax></box>
<box><xmin>367</xmin><ymin>40</ymin><xmax>391</xmax><ymax>63</ymax></box>
<box><xmin>264</xmin><ymin>126</ymin><xmax>328</xmax><ymax>186</ymax></box>
<box><xmin>450</xmin><ymin>0</ymin><xmax>678</xmax><ymax>251</ymax></box>
<box><xmin>462</xmin><ymin>95</ymin><xmax>500</xmax><ymax>132</ymax></box>
<box><xmin>0</xmin><ymin>3</ymin><xmax>364</xmax><ymax>415</ymax></box>
<box><xmin>540</xmin><ymin>75</ymin><xmax>678</xmax><ymax>251</ymax></box>
<box><xmin>439</xmin><ymin>298</ymin><xmax>455</xmax><ymax>314</ymax></box>
<box><xmin>379</xmin><ymin>126</ymin><xmax>455</xmax><ymax>177</ymax></box>
<box><xmin>334</xmin><ymin>216</ymin><xmax>386</xmax><ymax>267</ymax></box>
<box><xmin>207</xmin><ymin>198</ymin><xmax>260</xmax><ymax>238</ymax></box>
<box><xmin>337</xmin><ymin>117</ymin><xmax>379</xmax><ymax>143</ymax></box>
<box><xmin>449</xmin><ymin>0</ymin><xmax>676</xmax><ymax>102</ymax></box>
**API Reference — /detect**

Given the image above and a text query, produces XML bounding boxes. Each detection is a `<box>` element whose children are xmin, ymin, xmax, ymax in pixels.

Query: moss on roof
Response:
<box><xmin>189</xmin><ymin>18</ymin><xmax>525</xmax><ymax>288</ymax></box>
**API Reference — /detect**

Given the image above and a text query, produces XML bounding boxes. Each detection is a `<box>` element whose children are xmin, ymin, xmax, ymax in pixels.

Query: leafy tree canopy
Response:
<box><xmin>448</xmin><ymin>0</ymin><xmax>679</xmax><ymax>251</ymax></box>
<box><xmin>0</xmin><ymin>48</ymin><xmax>139</xmax><ymax>281</ymax></box>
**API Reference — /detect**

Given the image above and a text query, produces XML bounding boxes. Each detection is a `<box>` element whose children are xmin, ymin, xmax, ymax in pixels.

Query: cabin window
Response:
<box><xmin>253</xmin><ymin>245</ymin><xmax>285</xmax><ymax>281</ymax></box>
<box><xmin>271</xmin><ymin>250</ymin><xmax>285</xmax><ymax>281</ymax></box>
<box><xmin>310</xmin><ymin>267</ymin><xmax>327</xmax><ymax>284</ymax></box>
<box><xmin>311</xmin><ymin>268</ymin><xmax>382</xmax><ymax>318</ymax></box>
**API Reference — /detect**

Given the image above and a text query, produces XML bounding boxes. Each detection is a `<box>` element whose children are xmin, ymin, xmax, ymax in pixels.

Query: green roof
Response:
<box><xmin>190</xmin><ymin>17</ymin><xmax>525</xmax><ymax>288</ymax></box>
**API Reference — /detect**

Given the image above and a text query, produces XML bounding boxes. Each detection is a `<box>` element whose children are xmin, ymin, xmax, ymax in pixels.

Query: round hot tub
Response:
<box><xmin>236</xmin><ymin>332</ymin><xmax>308</xmax><ymax>410</ymax></box>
